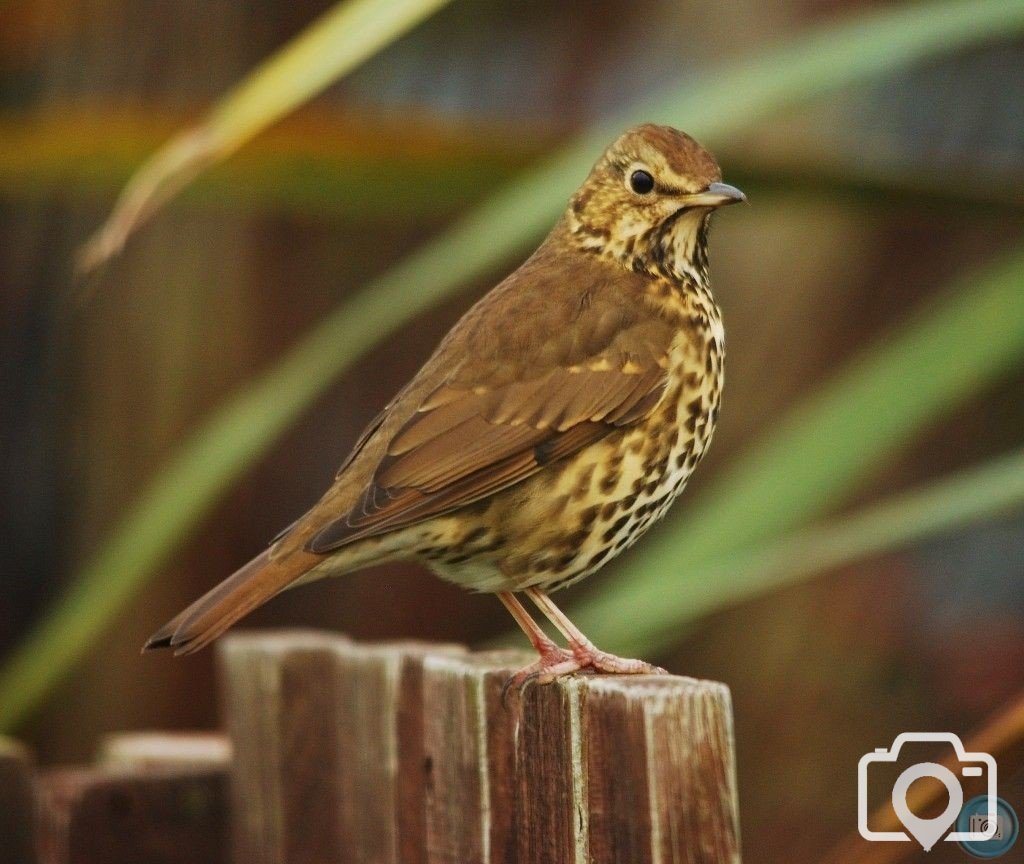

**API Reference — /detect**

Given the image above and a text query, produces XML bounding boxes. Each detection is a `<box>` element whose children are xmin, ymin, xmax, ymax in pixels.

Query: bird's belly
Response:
<box><xmin>521</xmin><ymin>417</ymin><xmax>708</xmax><ymax>591</ymax></box>
<box><xmin>417</xmin><ymin>367</ymin><xmax>721</xmax><ymax>594</ymax></box>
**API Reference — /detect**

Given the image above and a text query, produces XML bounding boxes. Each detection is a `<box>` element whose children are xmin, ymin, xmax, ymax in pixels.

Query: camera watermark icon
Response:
<box><xmin>858</xmin><ymin>732</ymin><xmax>997</xmax><ymax>850</ymax></box>
<box><xmin>969</xmin><ymin>813</ymin><xmax>1004</xmax><ymax>840</ymax></box>
<box><xmin>958</xmin><ymin>796</ymin><xmax>1019</xmax><ymax>859</ymax></box>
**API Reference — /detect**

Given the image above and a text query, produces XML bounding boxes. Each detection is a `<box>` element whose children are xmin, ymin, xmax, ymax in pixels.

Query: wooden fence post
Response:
<box><xmin>420</xmin><ymin>650</ymin><xmax>533</xmax><ymax>864</ymax></box>
<box><xmin>35</xmin><ymin>731</ymin><xmax>230</xmax><ymax>864</ymax></box>
<box><xmin>220</xmin><ymin>630</ymin><xmax>741</xmax><ymax>864</ymax></box>
<box><xmin>516</xmin><ymin>676</ymin><xmax>741</xmax><ymax>863</ymax></box>
<box><xmin>219</xmin><ymin>631</ymin><xmax>464</xmax><ymax>864</ymax></box>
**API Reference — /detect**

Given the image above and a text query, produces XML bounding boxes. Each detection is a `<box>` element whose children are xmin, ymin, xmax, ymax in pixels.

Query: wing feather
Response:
<box><xmin>307</xmin><ymin>362</ymin><xmax>669</xmax><ymax>554</ymax></box>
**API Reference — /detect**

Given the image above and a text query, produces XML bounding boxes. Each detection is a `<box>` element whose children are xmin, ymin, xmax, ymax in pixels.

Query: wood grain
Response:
<box><xmin>420</xmin><ymin>650</ymin><xmax>532</xmax><ymax>864</ymax></box>
<box><xmin>582</xmin><ymin>676</ymin><xmax>740</xmax><ymax>864</ymax></box>
<box><xmin>217</xmin><ymin>632</ymin><xmax>741</xmax><ymax>864</ymax></box>
<box><xmin>219</xmin><ymin>630</ymin><xmax>463</xmax><ymax>864</ymax></box>
<box><xmin>35</xmin><ymin>733</ymin><xmax>229</xmax><ymax>864</ymax></box>
<box><xmin>515</xmin><ymin>675</ymin><xmax>740</xmax><ymax>863</ymax></box>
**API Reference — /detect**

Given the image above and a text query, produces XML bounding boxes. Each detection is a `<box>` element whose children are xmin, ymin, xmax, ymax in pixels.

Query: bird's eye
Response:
<box><xmin>629</xmin><ymin>169</ymin><xmax>655</xmax><ymax>195</ymax></box>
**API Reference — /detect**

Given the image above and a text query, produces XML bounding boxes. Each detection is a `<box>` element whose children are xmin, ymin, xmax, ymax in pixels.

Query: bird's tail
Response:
<box><xmin>144</xmin><ymin>547</ymin><xmax>319</xmax><ymax>656</ymax></box>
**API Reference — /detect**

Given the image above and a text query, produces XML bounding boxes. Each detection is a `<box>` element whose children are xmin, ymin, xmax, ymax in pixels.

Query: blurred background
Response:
<box><xmin>1</xmin><ymin>0</ymin><xmax>1023</xmax><ymax>861</ymax></box>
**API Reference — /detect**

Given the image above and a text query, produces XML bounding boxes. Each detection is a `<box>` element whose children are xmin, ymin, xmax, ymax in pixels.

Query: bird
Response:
<box><xmin>145</xmin><ymin>123</ymin><xmax>745</xmax><ymax>687</ymax></box>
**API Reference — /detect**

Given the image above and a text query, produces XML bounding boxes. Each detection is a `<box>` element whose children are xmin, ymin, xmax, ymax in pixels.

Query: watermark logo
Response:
<box><xmin>858</xmin><ymin>732</ymin><xmax>1002</xmax><ymax>850</ymax></box>
<box><xmin>957</xmin><ymin>795</ymin><xmax>1019</xmax><ymax>858</ymax></box>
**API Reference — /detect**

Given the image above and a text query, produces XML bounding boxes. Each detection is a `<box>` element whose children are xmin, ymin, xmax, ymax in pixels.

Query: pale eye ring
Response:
<box><xmin>629</xmin><ymin>169</ymin><xmax>655</xmax><ymax>195</ymax></box>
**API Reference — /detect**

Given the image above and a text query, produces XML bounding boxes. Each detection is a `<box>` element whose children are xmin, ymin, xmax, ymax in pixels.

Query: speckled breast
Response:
<box><xmin>417</xmin><ymin>295</ymin><xmax>724</xmax><ymax>595</ymax></box>
<box><xmin>534</xmin><ymin>341</ymin><xmax>722</xmax><ymax>591</ymax></box>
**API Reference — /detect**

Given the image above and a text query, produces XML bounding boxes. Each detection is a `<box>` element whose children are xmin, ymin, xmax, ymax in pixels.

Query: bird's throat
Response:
<box><xmin>653</xmin><ymin>210</ymin><xmax>711</xmax><ymax>286</ymax></box>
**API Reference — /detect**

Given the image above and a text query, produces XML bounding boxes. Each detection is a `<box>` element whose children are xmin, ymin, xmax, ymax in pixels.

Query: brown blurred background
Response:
<box><xmin>2</xmin><ymin>1</ymin><xmax>1023</xmax><ymax>861</ymax></box>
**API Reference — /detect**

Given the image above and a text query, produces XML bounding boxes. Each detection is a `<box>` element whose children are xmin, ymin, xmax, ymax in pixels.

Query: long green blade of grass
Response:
<box><xmin>4</xmin><ymin>0</ymin><xmax>1024</xmax><ymax>731</ymax></box>
<box><xmin>569</xmin><ymin>249</ymin><xmax>1024</xmax><ymax>653</ymax></box>
<box><xmin>618</xmin><ymin>445</ymin><xmax>1024</xmax><ymax>656</ymax></box>
<box><xmin>77</xmin><ymin>0</ymin><xmax>455</xmax><ymax>273</ymax></box>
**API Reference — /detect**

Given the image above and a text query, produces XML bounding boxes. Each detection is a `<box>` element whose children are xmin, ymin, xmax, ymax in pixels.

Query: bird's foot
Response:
<box><xmin>569</xmin><ymin>639</ymin><xmax>668</xmax><ymax>676</ymax></box>
<box><xmin>502</xmin><ymin>645</ymin><xmax>583</xmax><ymax>705</ymax></box>
<box><xmin>502</xmin><ymin>641</ymin><xmax>667</xmax><ymax>705</ymax></box>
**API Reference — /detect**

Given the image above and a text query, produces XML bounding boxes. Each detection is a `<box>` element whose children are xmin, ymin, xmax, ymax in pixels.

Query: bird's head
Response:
<box><xmin>567</xmin><ymin>124</ymin><xmax>744</xmax><ymax>284</ymax></box>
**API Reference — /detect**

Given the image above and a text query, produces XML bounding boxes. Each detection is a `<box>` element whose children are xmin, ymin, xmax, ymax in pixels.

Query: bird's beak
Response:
<box><xmin>681</xmin><ymin>182</ymin><xmax>746</xmax><ymax>208</ymax></box>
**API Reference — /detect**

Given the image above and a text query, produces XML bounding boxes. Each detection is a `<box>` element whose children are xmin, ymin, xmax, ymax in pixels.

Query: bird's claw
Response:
<box><xmin>569</xmin><ymin>642</ymin><xmax>668</xmax><ymax>676</ymax></box>
<box><xmin>501</xmin><ymin>644</ymin><xmax>667</xmax><ymax>707</ymax></box>
<box><xmin>501</xmin><ymin>648</ymin><xmax>581</xmax><ymax>707</ymax></box>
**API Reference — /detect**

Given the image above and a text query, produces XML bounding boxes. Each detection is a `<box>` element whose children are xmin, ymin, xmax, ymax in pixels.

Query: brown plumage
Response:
<box><xmin>146</xmin><ymin>124</ymin><xmax>745</xmax><ymax>685</ymax></box>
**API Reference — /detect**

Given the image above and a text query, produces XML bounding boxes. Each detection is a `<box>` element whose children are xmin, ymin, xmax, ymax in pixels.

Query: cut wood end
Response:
<box><xmin>218</xmin><ymin>628</ymin><xmax>353</xmax><ymax>658</ymax></box>
<box><xmin>99</xmin><ymin>732</ymin><xmax>232</xmax><ymax>770</ymax></box>
<box><xmin>573</xmin><ymin>673</ymin><xmax>731</xmax><ymax>701</ymax></box>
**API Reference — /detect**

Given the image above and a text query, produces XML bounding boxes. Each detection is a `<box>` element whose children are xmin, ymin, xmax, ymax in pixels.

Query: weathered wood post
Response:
<box><xmin>220</xmin><ymin>630</ymin><xmax>741</xmax><ymax>864</ymax></box>
<box><xmin>34</xmin><ymin>731</ymin><xmax>231</xmax><ymax>864</ymax></box>
<box><xmin>219</xmin><ymin>632</ymin><xmax>466</xmax><ymax>864</ymax></box>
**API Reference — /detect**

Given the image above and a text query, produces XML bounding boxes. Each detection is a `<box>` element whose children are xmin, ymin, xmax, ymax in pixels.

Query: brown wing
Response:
<box><xmin>295</xmin><ymin>226</ymin><xmax>677</xmax><ymax>553</ymax></box>
<box><xmin>307</xmin><ymin>354</ymin><xmax>668</xmax><ymax>553</ymax></box>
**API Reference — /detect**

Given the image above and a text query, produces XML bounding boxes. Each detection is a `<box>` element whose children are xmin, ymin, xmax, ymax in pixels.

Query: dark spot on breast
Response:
<box><xmin>573</xmin><ymin>464</ymin><xmax>596</xmax><ymax>499</ymax></box>
<box><xmin>579</xmin><ymin>504</ymin><xmax>600</xmax><ymax>527</ymax></box>
<box><xmin>567</xmin><ymin>529</ymin><xmax>591</xmax><ymax>548</ymax></box>
<box><xmin>603</xmin><ymin>514</ymin><xmax>631</xmax><ymax>543</ymax></box>
<box><xmin>587</xmin><ymin>547</ymin><xmax>611</xmax><ymax>569</ymax></box>
<box><xmin>462</xmin><ymin>526</ymin><xmax>488</xmax><ymax>546</ymax></box>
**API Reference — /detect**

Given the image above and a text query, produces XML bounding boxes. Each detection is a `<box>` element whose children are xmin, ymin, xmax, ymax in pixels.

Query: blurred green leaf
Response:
<box><xmin>77</xmin><ymin>0</ymin><xmax>455</xmax><ymax>272</ymax></box>
<box><xmin>4</xmin><ymin>0</ymin><xmax>1024</xmax><ymax>731</ymax></box>
<box><xmin>570</xmin><ymin>249</ymin><xmax>1024</xmax><ymax>653</ymax></box>
<box><xmin>0</xmin><ymin>109</ymin><xmax>542</xmax><ymax>221</ymax></box>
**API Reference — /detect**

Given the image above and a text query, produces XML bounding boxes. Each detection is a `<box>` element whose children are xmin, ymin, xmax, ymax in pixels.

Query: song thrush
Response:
<box><xmin>146</xmin><ymin>124</ymin><xmax>744</xmax><ymax>686</ymax></box>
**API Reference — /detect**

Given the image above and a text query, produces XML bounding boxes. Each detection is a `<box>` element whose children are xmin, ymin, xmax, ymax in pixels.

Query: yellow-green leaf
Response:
<box><xmin>76</xmin><ymin>0</ymin><xmax>454</xmax><ymax>273</ymax></box>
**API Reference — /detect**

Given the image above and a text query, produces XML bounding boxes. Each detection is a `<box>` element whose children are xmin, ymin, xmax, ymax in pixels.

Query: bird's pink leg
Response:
<box><xmin>524</xmin><ymin>587</ymin><xmax>667</xmax><ymax>676</ymax></box>
<box><xmin>498</xmin><ymin>592</ymin><xmax>581</xmax><ymax>696</ymax></box>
